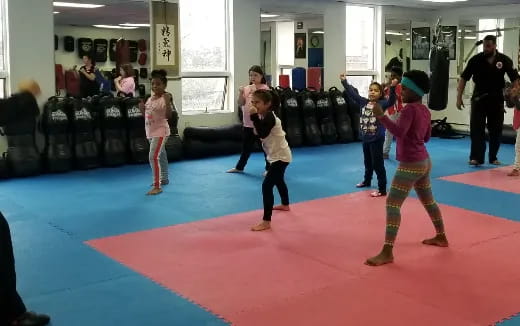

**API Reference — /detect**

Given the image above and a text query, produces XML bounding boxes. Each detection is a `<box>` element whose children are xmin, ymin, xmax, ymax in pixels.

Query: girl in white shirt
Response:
<box><xmin>249</xmin><ymin>89</ymin><xmax>292</xmax><ymax>231</ymax></box>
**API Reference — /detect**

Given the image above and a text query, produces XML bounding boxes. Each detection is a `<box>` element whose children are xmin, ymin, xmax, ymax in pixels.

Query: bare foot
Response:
<box><xmin>251</xmin><ymin>221</ymin><xmax>271</xmax><ymax>231</ymax></box>
<box><xmin>226</xmin><ymin>168</ymin><xmax>243</xmax><ymax>173</ymax></box>
<box><xmin>507</xmin><ymin>169</ymin><xmax>520</xmax><ymax>176</ymax></box>
<box><xmin>422</xmin><ymin>234</ymin><xmax>449</xmax><ymax>247</ymax></box>
<box><xmin>146</xmin><ymin>188</ymin><xmax>163</xmax><ymax>196</ymax></box>
<box><xmin>273</xmin><ymin>205</ymin><xmax>290</xmax><ymax>211</ymax></box>
<box><xmin>365</xmin><ymin>245</ymin><xmax>394</xmax><ymax>266</ymax></box>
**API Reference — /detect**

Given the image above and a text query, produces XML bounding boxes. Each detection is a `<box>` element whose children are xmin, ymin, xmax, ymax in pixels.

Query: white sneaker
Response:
<box><xmin>226</xmin><ymin>168</ymin><xmax>243</xmax><ymax>173</ymax></box>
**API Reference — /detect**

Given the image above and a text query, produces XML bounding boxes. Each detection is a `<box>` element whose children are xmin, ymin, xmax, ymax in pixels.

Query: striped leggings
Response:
<box><xmin>385</xmin><ymin>158</ymin><xmax>445</xmax><ymax>246</ymax></box>
<box><xmin>149</xmin><ymin>137</ymin><xmax>169</xmax><ymax>188</ymax></box>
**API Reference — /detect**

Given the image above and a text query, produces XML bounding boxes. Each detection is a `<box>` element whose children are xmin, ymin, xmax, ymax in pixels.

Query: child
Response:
<box><xmin>115</xmin><ymin>63</ymin><xmax>136</xmax><ymax>97</ymax></box>
<box><xmin>366</xmin><ymin>70</ymin><xmax>448</xmax><ymax>266</ymax></box>
<box><xmin>340</xmin><ymin>73</ymin><xmax>397</xmax><ymax>197</ymax></box>
<box><xmin>508</xmin><ymin>91</ymin><xmax>520</xmax><ymax>176</ymax></box>
<box><xmin>249</xmin><ymin>90</ymin><xmax>292</xmax><ymax>231</ymax></box>
<box><xmin>383</xmin><ymin>66</ymin><xmax>404</xmax><ymax>159</ymax></box>
<box><xmin>227</xmin><ymin>65</ymin><xmax>270</xmax><ymax>175</ymax></box>
<box><xmin>139</xmin><ymin>70</ymin><xmax>173</xmax><ymax>195</ymax></box>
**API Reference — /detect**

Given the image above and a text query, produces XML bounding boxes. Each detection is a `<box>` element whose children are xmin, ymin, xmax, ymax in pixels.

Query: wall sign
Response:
<box><xmin>151</xmin><ymin>0</ymin><xmax>180</xmax><ymax>77</ymax></box>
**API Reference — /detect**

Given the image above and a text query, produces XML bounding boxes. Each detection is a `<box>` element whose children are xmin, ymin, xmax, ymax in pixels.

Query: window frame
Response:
<box><xmin>0</xmin><ymin>0</ymin><xmax>8</xmax><ymax>98</ymax></box>
<box><xmin>180</xmin><ymin>0</ymin><xmax>231</xmax><ymax>114</ymax></box>
<box><xmin>345</xmin><ymin>5</ymin><xmax>378</xmax><ymax>96</ymax></box>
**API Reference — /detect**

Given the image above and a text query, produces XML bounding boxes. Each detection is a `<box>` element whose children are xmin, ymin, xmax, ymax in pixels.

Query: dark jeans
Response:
<box><xmin>0</xmin><ymin>212</ymin><xmax>27</xmax><ymax>324</ymax></box>
<box><xmin>470</xmin><ymin>97</ymin><xmax>504</xmax><ymax>164</ymax></box>
<box><xmin>362</xmin><ymin>138</ymin><xmax>387</xmax><ymax>193</ymax></box>
<box><xmin>236</xmin><ymin>127</ymin><xmax>269</xmax><ymax>171</ymax></box>
<box><xmin>262</xmin><ymin>161</ymin><xmax>290</xmax><ymax>221</ymax></box>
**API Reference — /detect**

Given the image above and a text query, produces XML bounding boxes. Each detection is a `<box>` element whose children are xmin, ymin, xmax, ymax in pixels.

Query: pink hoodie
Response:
<box><xmin>241</xmin><ymin>84</ymin><xmax>269</xmax><ymax>128</ymax></box>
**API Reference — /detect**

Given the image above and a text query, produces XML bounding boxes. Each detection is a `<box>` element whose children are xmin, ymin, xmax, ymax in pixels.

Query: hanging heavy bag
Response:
<box><xmin>115</xmin><ymin>38</ymin><xmax>130</xmax><ymax>73</ymax></box>
<box><xmin>65</xmin><ymin>70</ymin><xmax>80</xmax><ymax>98</ymax></box>
<box><xmin>94</xmin><ymin>39</ymin><xmax>108</xmax><ymax>63</ymax></box>
<box><xmin>71</xmin><ymin>98</ymin><xmax>100</xmax><ymax>169</ymax></box>
<box><xmin>123</xmin><ymin>97</ymin><xmax>149</xmax><ymax>163</ymax></box>
<box><xmin>129</xmin><ymin>40</ymin><xmax>139</xmax><ymax>62</ymax></box>
<box><xmin>54</xmin><ymin>35</ymin><xmax>58</xmax><ymax>51</ymax></box>
<box><xmin>138</xmin><ymin>39</ymin><xmax>147</xmax><ymax>52</ymax></box>
<box><xmin>64</xmin><ymin>36</ymin><xmax>74</xmax><ymax>52</ymax></box>
<box><xmin>299</xmin><ymin>90</ymin><xmax>322</xmax><ymax>146</ymax></box>
<box><xmin>99</xmin><ymin>96</ymin><xmax>127</xmax><ymax>166</ymax></box>
<box><xmin>40</xmin><ymin>98</ymin><xmax>72</xmax><ymax>173</ymax></box>
<box><xmin>165</xmin><ymin>108</ymin><xmax>183</xmax><ymax>162</ymax></box>
<box><xmin>428</xmin><ymin>46</ymin><xmax>450</xmax><ymax>111</ymax></box>
<box><xmin>314</xmin><ymin>91</ymin><xmax>337</xmax><ymax>144</ymax></box>
<box><xmin>138</xmin><ymin>53</ymin><xmax>147</xmax><ymax>66</ymax></box>
<box><xmin>2</xmin><ymin>92</ymin><xmax>42</xmax><ymax>177</ymax></box>
<box><xmin>138</xmin><ymin>84</ymin><xmax>146</xmax><ymax>98</ymax></box>
<box><xmin>329</xmin><ymin>87</ymin><xmax>354</xmax><ymax>143</ymax></box>
<box><xmin>77</xmin><ymin>38</ymin><xmax>93</xmax><ymax>59</ymax></box>
<box><xmin>139</xmin><ymin>68</ymin><xmax>148</xmax><ymax>79</ymax></box>
<box><xmin>280</xmin><ymin>88</ymin><xmax>304</xmax><ymax>147</ymax></box>
<box><xmin>109</xmin><ymin>38</ymin><xmax>117</xmax><ymax>61</ymax></box>
<box><xmin>292</xmin><ymin>67</ymin><xmax>307</xmax><ymax>91</ymax></box>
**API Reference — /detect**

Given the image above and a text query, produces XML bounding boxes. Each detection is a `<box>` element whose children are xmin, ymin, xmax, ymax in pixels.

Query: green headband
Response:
<box><xmin>401</xmin><ymin>77</ymin><xmax>425</xmax><ymax>97</ymax></box>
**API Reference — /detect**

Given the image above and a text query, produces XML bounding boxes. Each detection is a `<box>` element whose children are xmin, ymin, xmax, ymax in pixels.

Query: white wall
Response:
<box><xmin>4</xmin><ymin>0</ymin><xmax>54</xmax><ymax>152</ymax></box>
<box><xmin>293</xmin><ymin>18</ymin><xmax>323</xmax><ymax>69</ymax></box>
<box><xmin>324</xmin><ymin>3</ymin><xmax>346</xmax><ymax>89</ymax></box>
<box><xmin>54</xmin><ymin>25</ymin><xmax>151</xmax><ymax>93</ymax></box>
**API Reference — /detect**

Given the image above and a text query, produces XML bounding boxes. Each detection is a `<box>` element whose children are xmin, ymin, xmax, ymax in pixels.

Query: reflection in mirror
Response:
<box><xmin>385</xmin><ymin>19</ymin><xmax>411</xmax><ymax>73</ymax></box>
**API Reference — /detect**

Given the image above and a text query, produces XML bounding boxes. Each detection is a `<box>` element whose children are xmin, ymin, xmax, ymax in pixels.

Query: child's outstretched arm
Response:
<box><xmin>340</xmin><ymin>74</ymin><xmax>367</xmax><ymax>107</ymax></box>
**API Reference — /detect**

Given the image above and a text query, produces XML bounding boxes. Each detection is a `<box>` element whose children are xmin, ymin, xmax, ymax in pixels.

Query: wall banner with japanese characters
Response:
<box><xmin>151</xmin><ymin>0</ymin><xmax>180</xmax><ymax>77</ymax></box>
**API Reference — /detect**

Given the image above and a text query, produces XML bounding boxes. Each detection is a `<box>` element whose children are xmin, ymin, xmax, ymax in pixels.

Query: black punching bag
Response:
<box><xmin>428</xmin><ymin>47</ymin><xmax>450</xmax><ymax>111</ymax></box>
<box><xmin>41</xmin><ymin>98</ymin><xmax>73</xmax><ymax>173</ymax></box>
<box><xmin>299</xmin><ymin>90</ymin><xmax>322</xmax><ymax>146</ymax></box>
<box><xmin>280</xmin><ymin>89</ymin><xmax>304</xmax><ymax>147</ymax></box>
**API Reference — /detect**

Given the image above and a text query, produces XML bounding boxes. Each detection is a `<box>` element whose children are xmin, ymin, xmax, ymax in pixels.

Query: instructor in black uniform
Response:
<box><xmin>457</xmin><ymin>35</ymin><xmax>519</xmax><ymax>166</ymax></box>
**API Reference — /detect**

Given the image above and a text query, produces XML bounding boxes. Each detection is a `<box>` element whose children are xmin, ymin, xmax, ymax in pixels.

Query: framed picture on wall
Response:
<box><xmin>412</xmin><ymin>27</ymin><xmax>431</xmax><ymax>60</ymax></box>
<box><xmin>295</xmin><ymin>33</ymin><xmax>306</xmax><ymax>59</ymax></box>
<box><xmin>441</xmin><ymin>25</ymin><xmax>457</xmax><ymax>60</ymax></box>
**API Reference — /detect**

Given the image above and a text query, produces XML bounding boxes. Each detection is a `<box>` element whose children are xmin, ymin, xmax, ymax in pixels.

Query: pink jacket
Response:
<box><xmin>241</xmin><ymin>84</ymin><xmax>269</xmax><ymax>128</ymax></box>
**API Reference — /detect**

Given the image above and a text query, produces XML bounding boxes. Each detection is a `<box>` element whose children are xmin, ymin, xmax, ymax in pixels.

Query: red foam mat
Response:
<box><xmin>87</xmin><ymin>191</ymin><xmax>520</xmax><ymax>325</ymax></box>
<box><xmin>440</xmin><ymin>166</ymin><xmax>520</xmax><ymax>194</ymax></box>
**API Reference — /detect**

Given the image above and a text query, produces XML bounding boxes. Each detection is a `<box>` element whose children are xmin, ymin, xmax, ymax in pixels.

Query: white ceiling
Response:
<box><xmin>53</xmin><ymin>0</ymin><xmax>520</xmax><ymax>26</ymax></box>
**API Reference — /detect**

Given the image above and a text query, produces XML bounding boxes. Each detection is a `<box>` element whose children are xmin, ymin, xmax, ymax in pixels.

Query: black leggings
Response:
<box><xmin>0</xmin><ymin>212</ymin><xmax>26</xmax><ymax>324</ymax></box>
<box><xmin>236</xmin><ymin>127</ymin><xmax>269</xmax><ymax>171</ymax></box>
<box><xmin>262</xmin><ymin>161</ymin><xmax>290</xmax><ymax>221</ymax></box>
<box><xmin>362</xmin><ymin>138</ymin><xmax>387</xmax><ymax>193</ymax></box>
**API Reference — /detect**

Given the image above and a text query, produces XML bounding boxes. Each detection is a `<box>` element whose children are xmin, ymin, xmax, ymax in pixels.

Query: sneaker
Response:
<box><xmin>356</xmin><ymin>181</ymin><xmax>371</xmax><ymax>188</ymax></box>
<box><xmin>226</xmin><ymin>168</ymin><xmax>243</xmax><ymax>173</ymax></box>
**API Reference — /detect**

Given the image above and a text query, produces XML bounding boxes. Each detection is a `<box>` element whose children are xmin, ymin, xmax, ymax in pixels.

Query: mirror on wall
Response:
<box><xmin>384</xmin><ymin>19</ymin><xmax>411</xmax><ymax>73</ymax></box>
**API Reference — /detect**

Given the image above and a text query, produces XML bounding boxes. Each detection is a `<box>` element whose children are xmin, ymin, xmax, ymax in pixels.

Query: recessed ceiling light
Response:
<box><xmin>312</xmin><ymin>31</ymin><xmax>324</xmax><ymax>34</ymax></box>
<box><xmin>53</xmin><ymin>11</ymin><xmax>60</xmax><ymax>14</ymax></box>
<box><xmin>385</xmin><ymin>31</ymin><xmax>404</xmax><ymax>36</ymax></box>
<box><xmin>261</xmin><ymin>13</ymin><xmax>279</xmax><ymax>18</ymax></box>
<box><xmin>93</xmin><ymin>25</ymin><xmax>138</xmax><ymax>29</ymax></box>
<box><xmin>120</xmin><ymin>23</ymin><xmax>150</xmax><ymax>27</ymax></box>
<box><xmin>421</xmin><ymin>0</ymin><xmax>467</xmax><ymax>2</ymax></box>
<box><xmin>53</xmin><ymin>2</ymin><xmax>105</xmax><ymax>8</ymax></box>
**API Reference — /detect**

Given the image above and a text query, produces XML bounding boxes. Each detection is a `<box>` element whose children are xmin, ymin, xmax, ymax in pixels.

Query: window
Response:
<box><xmin>180</xmin><ymin>0</ymin><xmax>230</xmax><ymax>113</ymax></box>
<box><xmin>346</xmin><ymin>5</ymin><xmax>375</xmax><ymax>71</ymax></box>
<box><xmin>478</xmin><ymin>19</ymin><xmax>504</xmax><ymax>52</ymax></box>
<box><xmin>0</xmin><ymin>0</ymin><xmax>7</xmax><ymax>98</ymax></box>
<box><xmin>345</xmin><ymin>5</ymin><xmax>377</xmax><ymax>96</ymax></box>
